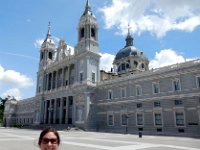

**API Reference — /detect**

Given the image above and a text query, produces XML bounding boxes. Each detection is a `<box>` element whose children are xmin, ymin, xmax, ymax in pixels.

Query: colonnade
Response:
<box><xmin>42</xmin><ymin>96</ymin><xmax>73</xmax><ymax>124</ymax></box>
<box><xmin>42</xmin><ymin>64</ymin><xmax>75</xmax><ymax>93</ymax></box>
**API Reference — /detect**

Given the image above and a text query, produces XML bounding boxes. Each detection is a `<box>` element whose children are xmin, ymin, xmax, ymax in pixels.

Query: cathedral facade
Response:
<box><xmin>3</xmin><ymin>1</ymin><xmax>200</xmax><ymax>136</ymax></box>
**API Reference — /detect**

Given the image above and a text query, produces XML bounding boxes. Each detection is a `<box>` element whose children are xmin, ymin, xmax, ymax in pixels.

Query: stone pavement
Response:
<box><xmin>0</xmin><ymin>128</ymin><xmax>199</xmax><ymax>150</ymax></box>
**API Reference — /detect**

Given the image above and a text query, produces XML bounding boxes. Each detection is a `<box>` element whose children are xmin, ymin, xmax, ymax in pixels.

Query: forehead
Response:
<box><xmin>43</xmin><ymin>132</ymin><xmax>57</xmax><ymax>139</ymax></box>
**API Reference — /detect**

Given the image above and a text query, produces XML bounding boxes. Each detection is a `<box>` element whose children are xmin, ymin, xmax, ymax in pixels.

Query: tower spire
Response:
<box><xmin>83</xmin><ymin>0</ymin><xmax>92</xmax><ymax>15</ymax></box>
<box><xmin>43</xmin><ymin>21</ymin><xmax>53</xmax><ymax>43</ymax></box>
<box><xmin>125</xmin><ymin>24</ymin><xmax>134</xmax><ymax>47</ymax></box>
<box><xmin>42</xmin><ymin>21</ymin><xmax>54</xmax><ymax>46</ymax></box>
<box><xmin>47</xmin><ymin>21</ymin><xmax>51</xmax><ymax>38</ymax></box>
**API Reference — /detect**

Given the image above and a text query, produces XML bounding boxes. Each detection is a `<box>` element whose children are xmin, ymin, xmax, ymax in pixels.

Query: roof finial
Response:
<box><xmin>125</xmin><ymin>24</ymin><xmax>134</xmax><ymax>47</ymax></box>
<box><xmin>86</xmin><ymin>0</ymin><xmax>90</xmax><ymax>8</ymax></box>
<box><xmin>47</xmin><ymin>21</ymin><xmax>51</xmax><ymax>37</ymax></box>
<box><xmin>84</xmin><ymin>0</ymin><xmax>92</xmax><ymax>15</ymax></box>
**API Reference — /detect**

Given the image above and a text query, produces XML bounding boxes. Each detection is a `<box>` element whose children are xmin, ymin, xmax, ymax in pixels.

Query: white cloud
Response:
<box><xmin>149</xmin><ymin>49</ymin><xmax>187</xmax><ymax>69</ymax></box>
<box><xmin>2</xmin><ymin>88</ymin><xmax>22</xmax><ymax>100</ymax></box>
<box><xmin>99</xmin><ymin>53</ymin><xmax>115</xmax><ymax>72</ymax></box>
<box><xmin>0</xmin><ymin>65</ymin><xmax>34</xmax><ymax>88</ymax></box>
<box><xmin>99</xmin><ymin>49</ymin><xmax>194</xmax><ymax>71</ymax></box>
<box><xmin>100</xmin><ymin>0</ymin><xmax>200</xmax><ymax>38</ymax></box>
<box><xmin>34</xmin><ymin>38</ymin><xmax>44</xmax><ymax>49</ymax></box>
<box><xmin>173</xmin><ymin>16</ymin><xmax>200</xmax><ymax>32</ymax></box>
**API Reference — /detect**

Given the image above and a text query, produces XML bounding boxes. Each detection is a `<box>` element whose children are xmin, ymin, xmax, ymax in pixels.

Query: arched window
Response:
<box><xmin>134</xmin><ymin>61</ymin><xmax>138</xmax><ymax>67</ymax></box>
<box><xmin>126</xmin><ymin>62</ymin><xmax>130</xmax><ymax>69</ymax></box>
<box><xmin>91</xmin><ymin>28</ymin><xmax>95</xmax><ymax>37</ymax></box>
<box><xmin>80</xmin><ymin>28</ymin><xmax>84</xmax><ymax>38</ymax></box>
<box><xmin>48</xmin><ymin>52</ymin><xmax>52</xmax><ymax>59</ymax></box>
<box><xmin>141</xmin><ymin>63</ymin><xmax>145</xmax><ymax>69</ymax></box>
<box><xmin>40</xmin><ymin>52</ymin><xmax>44</xmax><ymax>60</ymax></box>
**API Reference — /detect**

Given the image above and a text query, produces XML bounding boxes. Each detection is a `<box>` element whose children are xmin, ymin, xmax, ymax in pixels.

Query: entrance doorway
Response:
<box><xmin>68</xmin><ymin>96</ymin><xmax>73</xmax><ymax>124</ymax></box>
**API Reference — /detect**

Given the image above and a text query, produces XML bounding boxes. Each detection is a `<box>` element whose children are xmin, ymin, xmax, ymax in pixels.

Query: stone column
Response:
<box><xmin>46</xmin><ymin>73</ymin><xmax>49</xmax><ymax>91</ymax></box>
<box><xmin>44</xmin><ymin>73</ymin><xmax>47</xmax><ymax>91</ymax></box>
<box><xmin>43</xmin><ymin>100</ymin><xmax>47</xmax><ymax>124</ymax></box>
<box><xmin>59</xmin><ymin>98</ymin><xmax>63</xmax><ymax>124</ymax></box>
<box><xmin>65</xmin><ymin>97</ymin><xmax>68</xmax><ymax>124</ymax></box>
<box><xmin>53</xmin><ymin>99</ymin><xmax>57</xmax><ymax>124</ymax></box>
<box><xmin>39</xmin><ymin>99</ymin><xmax>44</xmax><ymax>124</ymax></box>
<box><xmin>51</xmin><ymin>72</ymin><xmax>54</xmax><ymax>90</ymax></box>
<box><xmin>68</xmin><ymin>65</ymin><xmax>70</xmax><ymax>85</ymax></box>
<box><xmin>48</xmin><ymin>100</ymin><xmax>52</xmax><ymax>124</ymax></box>
<box><xmin>52</xmin><ymin>71</ymin><xmax>56</xmax><ymax>90</ymax></box>
<box><xmin>56</xmin><ymin>69</ymin><xmax>59</xmax><ymax>89</ymax></box>
<box><xmin>61</xmin><ymin>67</ymin><xmax>64</xmax><ymax>87</ymax></box>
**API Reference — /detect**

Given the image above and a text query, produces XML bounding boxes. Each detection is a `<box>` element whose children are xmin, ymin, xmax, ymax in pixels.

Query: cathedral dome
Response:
<box><xmin>115</xmin><ymin>46</ymin><xmax>146</xmax><ymax>61</ymax></box>
<box><xmin>114</xmin><ymin>33</ymin><xmax>148</xmax><ymax>62</ymax></box>
<box><xmin>113</xmin><ymin>29</ymin><xmax>149</xmax><ymax>75</ymax></box>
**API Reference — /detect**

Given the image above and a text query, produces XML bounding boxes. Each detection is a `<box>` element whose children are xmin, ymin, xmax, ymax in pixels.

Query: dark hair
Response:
<box><xmin>38</xmin><ymin>127</ymin><xmax>60</xmax><ymax>145</ymax></box>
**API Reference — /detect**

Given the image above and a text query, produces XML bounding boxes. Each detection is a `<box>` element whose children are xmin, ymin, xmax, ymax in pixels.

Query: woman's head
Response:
<box><xmin>38</xmin><ymin>127</ymin><xmax>60</xmax><ymax>150</ymax></box>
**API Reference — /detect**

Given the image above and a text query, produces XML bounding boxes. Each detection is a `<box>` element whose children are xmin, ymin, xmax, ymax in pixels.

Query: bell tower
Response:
<box><xmin>74</xmin><ymin>0</ymin><xmax>101</xmax><ymax>85</ymax></box>
<box><xmin>39</xmin><ymin>22</ymin><xmax>55</xmax><ymax>70</ymax></box>
<box><xmin>36</xmin><ymin>22</ymin><xmax>56</xmax><ymax>94</ymax></box>
<box><xmin>75</xmin><ymin>0</ymin><xmax>99</xmax><ymax>54</ymax></box>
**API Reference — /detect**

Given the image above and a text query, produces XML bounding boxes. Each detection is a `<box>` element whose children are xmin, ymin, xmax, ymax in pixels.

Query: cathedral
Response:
<box><xmin>3</xmin><ymin>0</ymin><xmax>200</xmax><ymax>136</ymax></box>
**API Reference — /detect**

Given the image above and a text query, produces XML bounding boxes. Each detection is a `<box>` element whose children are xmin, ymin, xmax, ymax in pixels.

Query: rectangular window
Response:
<box><xmin>137</xmin><ymin>103</ymin><xmax>142</xmax><ymax>108</ymax></box>
<box><xmin>136</xmin><ymin>85</ymin><xmax>142</xmax><ymax>96</ymax></box>
<box><xmin>108</xmin><ymin>90</ymin><xmax>113</xmax><ymax>100</ymax></box>
<box><xmin>196</xmin><ymin>76</ymin><xmax>200</xmax><ymax>88</ymax></box>
<box><xmin>80</xmin><ymin>72</ymin><xmax>83</xmax><ymax>83</ymax></box>
<box><xmin>122</xmin><ymin>64</ymin><xmax>125</xmax><ymax>71</ymax></box>
<box><xmin>173</xmin><ymin>79</ymin><xmax>181</xmax><ymax>91</ymax></box>
<box><xmin>107</xmin><ymin>114</ymin><xmax>114</xmax><ymax>126</ymax></box>
<box><xmin>92</xmin><ymin>72</ymin><xmax>95</xmax><ymax>83</ymax></box>
<box><xmin>130</xmin><ymin>85</ymin><xmax>134</xmax><ymax>96</ymax></box>
<box><xmin>175</xmin><ymin>112</ymin><xmax>185</xmax><ymax>126</ymax></box>
<box><xmin>154</xmin><ymin>113</ymin><xmax>162</xmax><ymax>126</ymax></box>
<box><xmin>154</xmin><ymin>101</ymin><xmax>161</xmax><ymax>107</ymax></box>
<box><xmin>121</xmin><ymin>88</ymin><xmax>126</xmax><ymax>98</ymax></box>
<box><xmin>137</xmin><ymin>113</ymin><xmax>143</xmax><ymax>125</ymax></box>
<box><xmin>153</xmin><ymin>82</ymin><xmax>160</xmax><ymax>94</ymax></box>
<box><xmin>121</xmin><ymin>114</ymin><xmax>127</xmax><ymax>125</ymax></box>
<box><xmin>174</xmin><ymin>100</ymin><xmax>183</xmax><ymax>106</ymax></box>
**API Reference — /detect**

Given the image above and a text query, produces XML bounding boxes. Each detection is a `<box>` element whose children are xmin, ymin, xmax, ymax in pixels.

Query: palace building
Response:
<box><xmin>3</xmin><ymin>0</ymin><xmax>200</xmax><ymax>136</ymax></box>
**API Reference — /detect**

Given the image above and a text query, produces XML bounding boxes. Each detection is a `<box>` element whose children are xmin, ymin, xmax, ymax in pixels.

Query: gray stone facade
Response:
<box><xmin>94</xmin><ymin>60</ymin><xmax>200</xmax><ymax>136</ymax></box>
<box><xmin>3</xmin><ymin>0</ymin><xmax>200</xmax><ymax>136</ymax></box>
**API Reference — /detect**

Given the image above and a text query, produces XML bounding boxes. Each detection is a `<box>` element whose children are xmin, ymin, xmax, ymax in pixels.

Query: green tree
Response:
<box><xmin>0</xmin><ymin>96</ymin><xmax>13</xmax><ymax>124</ymax></box>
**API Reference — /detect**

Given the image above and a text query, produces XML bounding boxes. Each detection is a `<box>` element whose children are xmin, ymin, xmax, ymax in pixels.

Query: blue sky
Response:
<box><xmin>0</xmin><ymin>0</ymin><xmax>200</xmax><ymax>100</ymax></box>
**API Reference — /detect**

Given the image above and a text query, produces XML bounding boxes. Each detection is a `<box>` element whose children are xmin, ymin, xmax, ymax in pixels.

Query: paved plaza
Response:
<box><xmin>0</xmin><ymin>128</ymin><xmax>199</xmax><ymax>150</ymax></box>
